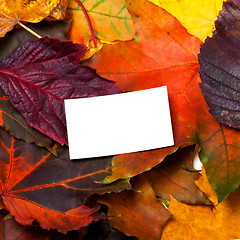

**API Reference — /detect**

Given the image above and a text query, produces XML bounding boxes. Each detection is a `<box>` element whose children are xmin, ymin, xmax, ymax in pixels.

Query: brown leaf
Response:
<box><xmin>98</xmin><ymin>175</ymin><xmax>171</xmax><ymax>240</ymax></box>
<box><xmin>144</xmin><ymin>145</ymin><xmax>211</xmax><ymax>205</ymax></box>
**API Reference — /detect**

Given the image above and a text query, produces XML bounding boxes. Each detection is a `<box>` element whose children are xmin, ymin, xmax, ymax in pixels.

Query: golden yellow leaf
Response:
<box><xmin>162</xmin><ymin>168</ymin><xmax>240</xmax><ymax>240</ymax></box>
<box><xmin>48</xmin><ymin>0</ymin><xmax>68</xmax><ymax>20</ymax></box>
<box><xmin>0</xmin><ymin>0</ymin><xmax>60</xmax><ymax>37</ymax></box>
<box><xmin>149</xmin><ymin>0</ymin><xmax>224</xmax><ymax>41</ymax></box>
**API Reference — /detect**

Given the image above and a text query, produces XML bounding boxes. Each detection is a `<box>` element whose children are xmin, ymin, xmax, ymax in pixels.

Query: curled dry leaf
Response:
<box><xmin>0</xmin><ymin>37</ymin><xmax>121</xmax><ymax>145</ymax></box>
<box><xmin>84</xmin><ymin>0</ymin><xmax>240</xmax><ymax>202</ymax></box>
<box><xmin>199</xmin><ymin>0</ymin><xmax>240</xmax><ymax>129</ymax></box>
<box><xmin>0</xmin><ymin>126</ymin><xmax>130</xmax><ymax>234</ymax></box>
<box><xmin>0</xmin><ymin>0</ymin><xmax>60</xmax><ymax>37</ymax></box>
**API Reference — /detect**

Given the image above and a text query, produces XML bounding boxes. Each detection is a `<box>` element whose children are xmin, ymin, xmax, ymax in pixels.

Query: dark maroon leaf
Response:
<box><xmin>0</xmin><ymin>37</ymin><xmax>121</xmax><ymax>145</ymax></box>
<box><xmin>199</xmin><ymin>0</ymin><xmax>240</xmax><ymax>129</ymax></box>
<box><xmin>0</xmin><ymin>88</ymin><xmax>56</xmax><ymax>154</ymax></box>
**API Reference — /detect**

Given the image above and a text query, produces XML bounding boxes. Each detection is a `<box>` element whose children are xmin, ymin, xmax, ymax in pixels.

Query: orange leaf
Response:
<box><xmin>83</xmin><ymin>0</ymin><xmax>240</xmax><ymax>202</ymax></box>
<box><xmin>162</xmin><ymin>168</ymin><xmax>240</xmax><ymax>239</ymax></box>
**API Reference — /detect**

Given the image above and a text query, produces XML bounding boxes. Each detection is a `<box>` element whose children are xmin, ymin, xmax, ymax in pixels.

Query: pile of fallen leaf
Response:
<box><xmin>0</xmin><ymin>0</ymin><xmax>239</xmax><ymax>239</ymax></box>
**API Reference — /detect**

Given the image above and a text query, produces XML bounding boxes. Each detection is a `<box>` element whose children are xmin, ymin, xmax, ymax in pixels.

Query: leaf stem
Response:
<box><xmin>18</xmin><ymin>22</ymin><xmax>42</xmax><ymax>39</ymax></box>
<box><xmin>75</xmin><ymin>0</ymin><xmax>98</xmax><ymax>48</ymax></box>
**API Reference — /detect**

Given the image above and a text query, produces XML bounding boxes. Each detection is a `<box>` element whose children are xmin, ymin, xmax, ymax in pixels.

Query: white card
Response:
<box><xmin>64</xmin><ymin>86</ymin><xmax>174</xmax><ymax>159</ymax></box>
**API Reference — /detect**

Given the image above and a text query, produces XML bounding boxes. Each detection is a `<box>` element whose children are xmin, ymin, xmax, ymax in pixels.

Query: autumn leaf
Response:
<box><xmin>0</xmin><ymin>0</ymin><xmax>60</xmax><ymax>37</ymax></box>
<box><xmin>0</xmin><ymin>89</ymin><xmax>55</xmax><ymax>154</ymax></box>
<box><xmin>84</xmin><ymin>0</ymin><xmax>240</xmax><ymax>202</ymax></box>
<box><xmin>0</xmin><ymin>37</ymin><xmax>121</xmax><ymax>145</ymax></box>
<box><xmin>98</xmin><ymin>175</ymin><xmax>171</xmax><ymax>240</ymax></box>
<box><xmin>48</xmin><ymin>0</ymin><xmax>68</xmax><ymax>21</ymax></box>
<box><xmin>67</xmin><ymin>0</ymin><xmax>135</xmax><ymax>44</ymax></box>
<box><xmin>162</xmin><ymin>168</ymin><xmax>240</xmax><ymax>239</ymax></box>
<box><xmin>199</xmin><ymin>0</ymin><xmax>240</xmax><ymax>129</ymax></box>
<box><xmin>144</xmin><ymin>145</ymin><xmax>211</xmax><ymax>205</ymax></box>
<box><xmin>0</xmin><ymin>126</ymin><xmax>130</xmax><ymax>233</ymax></box>
<box><xmin>149</xmin><ymin>0</ymin><xmax>224</xmax><ymax>41</ymax></box>
<box><xmin>0</xmin><ymin>210</ymin><xmax>79</xmax><ymax>240</ymax></box>
<box><xmin>0</xmin><ymin>20</ymin><xmax>71</xmax><ymax>61</ymax></box>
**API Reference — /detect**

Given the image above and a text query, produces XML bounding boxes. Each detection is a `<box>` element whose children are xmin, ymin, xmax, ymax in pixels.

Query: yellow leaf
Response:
<box><xmin>48</xmin><ymin>0</ymin><xmax>68</xmax><ymax>20</ymax></box>
<box><xmin>149</xmin><ymin>0</ymin><xmax>224</xmax><ymax>41</ymax></box>
<box><xmin>0</xmin><ymin>0</ymin><xmax>60</xmax><ymax>37</ymax></box>
<box><xmin>67</xmin><ymin>0</ymin><xmax>135</xmax><ymax>43</ymax></box>
<box><xmin>162</xmin><ymin>168</ymin><xmax>240</xmax><ymax>239</ymax></box>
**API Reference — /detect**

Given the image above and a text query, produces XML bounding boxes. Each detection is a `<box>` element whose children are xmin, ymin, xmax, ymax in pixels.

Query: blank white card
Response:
<box><xmin>64</xmin><ymin>86</ymin><xmax>174</xmax><ymax>159</ymax></box>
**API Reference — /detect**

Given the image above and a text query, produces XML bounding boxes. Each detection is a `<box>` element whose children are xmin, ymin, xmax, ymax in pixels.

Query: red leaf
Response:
<box><xmin>0</xmin><ymin>37</ymin><xmax>121</xmax><ymax>145</ymax></box>
<box><xmin>0</xmin><ymin>127</ymin><xmax>129</xmax><ymax>233</ymax></box>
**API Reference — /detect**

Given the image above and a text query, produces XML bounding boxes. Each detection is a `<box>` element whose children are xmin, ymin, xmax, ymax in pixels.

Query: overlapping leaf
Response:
<box><xmin>162</xmin><ymin>168</ymin><xmax>240</xmax><ymax>239</ymax></box>
<box><xmin>144</xmin><ymin>145</ymin><xmax>211</xmax><ymax>205</ymax></box>
<box><xmin>199</xmin><ymin>0</ymin><xmax>240</xmax><ymax>129</ymax></box>
<box><xmin>67</xmin><ymin>0</ymin><xmax>135</xmax><ymax>43</ymax></box>
<box><xmin>0</xmin><ymin>126</ymin><xmax>130</xmax><ymax>233</ymax></box>
<box><xmin>0</xmin><ymin>20</ymin><xmax>70</xmax><ymax>60</ymax></box>
<box><xmin>0</xmin><ymin>0</ymin><xmax>60</xmax><ymax>37</ymax></box>
<box><xmin>0</xmin><ymin>210</ymin><xmax>78</xmax><ymax>240</ymax></box>
<box><xmin>0</xmin><ymin>37</ymin><xmax>121</xmax><ymax>145</ymax></box>
<box><xmin>149</xmin><ymin>0</ymin><xmax>224</xmax><ymax>41</ymax></box>
<box><xmin>84</xmin><ymin>0</ymin><xmax>240</xmax><ymax>202</ymax></box>
<box><xmin>98</xmin><ymin>175</ymin><xmax>171</xmax><ymax>240</ymax></box>
<box><xmin>0</xmin><ymin>89</ymin><xmax>55</xmax><ymax>154</ymax></box>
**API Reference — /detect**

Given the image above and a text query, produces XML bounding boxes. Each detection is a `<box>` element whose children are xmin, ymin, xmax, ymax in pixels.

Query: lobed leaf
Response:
<box><xmin>0</xmin><ymin>37</ymin><xmax>121</xmax><ymax>145</ymax></box>
<box><xmin>199</xmin><ymin>0</ymin><xmax>240</xmax><ymax>129</ymax></box>
<box><xmin>84</xmin><ymin>0</ymin><xmax>240</xmax><ymax>202</ymax></box>
<box><xmin>162</xmin><ymin>168</ymin><xmax>240</xmax><ymax>239</ymax></box>
<box><xmin>0</xmin><ymin>126</ymin><xmax>130</xmax><ymax>233</ymax></box>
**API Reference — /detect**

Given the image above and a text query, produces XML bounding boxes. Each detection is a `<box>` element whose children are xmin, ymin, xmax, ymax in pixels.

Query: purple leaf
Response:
<box><xmin>199</xmin><ymin>0</ymin><xmax>240</xmax><ymax>129</ymax></box>
<box><xmin>0</xmin><ymin>37</ymin><xmax>121</xmax><ymax>145</ymax></box>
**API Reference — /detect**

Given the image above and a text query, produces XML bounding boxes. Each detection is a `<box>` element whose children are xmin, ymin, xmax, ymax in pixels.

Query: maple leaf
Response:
<box><xmin>0</xmin><ymin>37</ymin><xmax>121</xmax><ymax>145</ymax></box>
<box><xmin>143</xmin><ymin>145</ymin><xmax>211</xmax><ymax>205</ymax></box>
<box><xmin>97</xmin><ymin>175</ymin><xmax>172</xmax><ymax>240</ymax></box>
<box><xmin>67</xmin><ymin>0</ymin><xmax>135</xmax><ymax>44</ymax></box>
<box><xmin>149</xmin><ymin>0</ymin><xmax>224</xmax><ymax>41</ymax></box>
<box><xmin>199</xmin><ymin>0</ymin><xmax>240</xmax><ymax>129</ymax></box>
<box><xmin>83</xmin><ymin>0</ymin><xmax>240</xmax><ymax>202</ymax></box>
<box><xmin>0</xmin><ymin>0</ymin><xmax>60</xmax><ymax>37</ymax></box>
<box><xmin>162</xmin><ymin>168</ymin><xmax>240</xmax><ymax>239</ymax></box>
<box><xmin>0</xmin><ymin>126</ymin><xmax>130</xmax><ymax>233</ymax></box>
